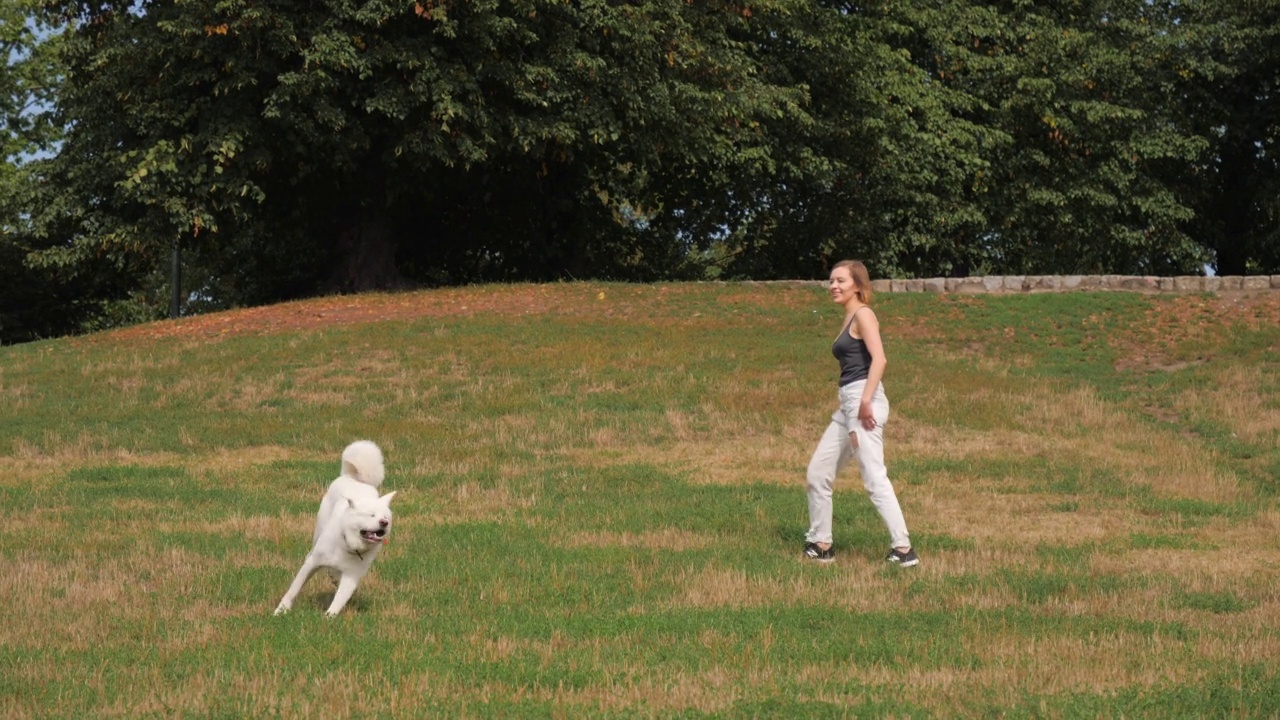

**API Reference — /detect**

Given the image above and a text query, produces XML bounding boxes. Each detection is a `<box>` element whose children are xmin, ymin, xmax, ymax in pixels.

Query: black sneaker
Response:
<box><xmin>886</xmin><ymin>547</ymin><xmax>919</xmax><ymax>567</ymax></box>
<box><xmin>803</xmin><ymin>542</ymin><xmax>835</xmax><ymax>562</ymax></box>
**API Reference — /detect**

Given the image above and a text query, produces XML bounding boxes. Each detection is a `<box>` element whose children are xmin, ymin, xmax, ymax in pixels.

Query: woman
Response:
<box><xmin>803</xmin><ymin>260</ymin><xmax>918</xmax><ymax>566</ymax></box>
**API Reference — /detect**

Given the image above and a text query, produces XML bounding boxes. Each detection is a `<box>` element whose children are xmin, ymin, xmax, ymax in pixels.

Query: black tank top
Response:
<box><xmin>832</xmin><ymin>312</ymin><xmax>872</xmax><ymax>386</ymax></box>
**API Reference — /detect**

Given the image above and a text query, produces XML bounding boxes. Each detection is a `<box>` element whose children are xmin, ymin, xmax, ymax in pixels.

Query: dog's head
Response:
<box><xmin>340</xmin><ymin>491</ymin><xmax>397</xmax><ymax>553</ymax></box>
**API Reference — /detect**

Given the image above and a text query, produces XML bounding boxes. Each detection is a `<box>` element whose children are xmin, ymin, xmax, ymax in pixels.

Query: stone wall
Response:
<box><xmin>868</xmin><ymin>275</ymin><xmax>1280</xmax><ymax>294</ymax></box>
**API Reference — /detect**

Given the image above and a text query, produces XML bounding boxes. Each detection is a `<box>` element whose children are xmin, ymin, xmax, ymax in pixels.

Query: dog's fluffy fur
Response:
<box><xmin>275</xmin><ymin>440</ymin><xmax>397</xmax><ymax>616</ymax></box>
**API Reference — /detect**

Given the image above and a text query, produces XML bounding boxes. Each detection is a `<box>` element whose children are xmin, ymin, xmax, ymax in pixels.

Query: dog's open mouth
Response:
<box><xmin>360</xmin><ymin>528</ymin><xmax>387</xmax><ymax>543</ymax></box>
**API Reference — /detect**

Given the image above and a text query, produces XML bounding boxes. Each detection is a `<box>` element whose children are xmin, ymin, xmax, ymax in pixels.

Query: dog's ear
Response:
<box><xmin>380</xmin><ymin>490</ymin><xmax>397</xmax><ymax>505</ymax></box>
<box><xmin>346</xmin><ymin>497</ymin><xmax>356</xmax><ymax>509</ymax></box>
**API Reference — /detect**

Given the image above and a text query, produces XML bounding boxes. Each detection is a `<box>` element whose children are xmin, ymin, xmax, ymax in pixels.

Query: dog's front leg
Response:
<box><xmin>275</xmin><ymin>557</ymin><xmax>321</xmax><ymax>615</ymax></box>
<box><xmin>324</xmin><ymin>573</ymin><xmax>362</xmax><ymax>616</ymax></box>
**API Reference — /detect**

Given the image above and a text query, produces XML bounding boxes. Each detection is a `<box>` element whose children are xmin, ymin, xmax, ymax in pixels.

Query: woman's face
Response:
<box><xmin>829</xmin><ymin>267</ymin><xmax>857</xmax><ymax>305</ymax></box>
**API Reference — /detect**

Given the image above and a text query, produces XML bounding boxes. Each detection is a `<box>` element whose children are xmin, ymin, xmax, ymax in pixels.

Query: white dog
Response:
<box><xmin>275</xmin><ymin>440</ymin><xmax>397</xmax><ymax>616</ymax></box>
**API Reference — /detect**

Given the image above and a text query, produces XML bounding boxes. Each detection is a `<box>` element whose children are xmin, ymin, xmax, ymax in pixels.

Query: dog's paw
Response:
<box><xmin>273</xmin><ymin>604</ymin><xmax>290</xmax><ymax>616</ymax></box>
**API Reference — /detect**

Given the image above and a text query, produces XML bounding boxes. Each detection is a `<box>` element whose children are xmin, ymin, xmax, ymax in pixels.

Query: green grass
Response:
<box><xmin>2</xmin><ymin>282</ymin><xmax>1278</xmax><ymax>718</ymax></box>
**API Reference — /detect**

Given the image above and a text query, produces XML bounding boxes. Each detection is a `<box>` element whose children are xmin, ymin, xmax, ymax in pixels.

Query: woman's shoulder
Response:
<box><xmin>852</xmin><ymin>304</ymin><xmax>881</xmax><ymax>334</ymax></box>
<box><xmin>852</xmin><ymin>303</ymin><xmax>877</xmax><ymax>320</ymax></box>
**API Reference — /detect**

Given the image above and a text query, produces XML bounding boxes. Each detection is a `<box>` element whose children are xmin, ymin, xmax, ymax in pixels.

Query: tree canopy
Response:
<box><xmin>2</xmin><ymin>0</ymin><xmax>1278</xmax><ymax>342</ymax></box>
<box><xmin>1</xmin><ymin>0</ymin><xmax>88</xmax><ymax>343</ymax></box>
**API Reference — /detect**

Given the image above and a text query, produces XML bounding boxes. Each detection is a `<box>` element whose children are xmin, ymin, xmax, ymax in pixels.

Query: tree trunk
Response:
<box><xmin>328</xmin><ymin>212</ymin><xmax>402</xmax><ymax>292</ymax></box>
<box><xmin>1213</xmin><ymin>136</ymin><xmax>1253</xmax><ymax>277</ymax></box>
<box><xmin>538</xmin><ymin>165</ymin><xmax>584</xmax><ymax>280</ymax></box>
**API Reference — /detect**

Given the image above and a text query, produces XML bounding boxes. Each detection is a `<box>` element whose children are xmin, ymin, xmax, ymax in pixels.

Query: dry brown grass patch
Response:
<box><xmin>660</xmin><ymin>436</ymin><xmax>808</xmax><ymax>486</ymax></box>
<box><xmin>670</xmin><ymin>566</ymin><xmax>784</xmax><ymax>609</ymax></box>
<box><xmin>5</xmin><ymin>435</ymin><xmax>184</xmax><ymax>484</ymax></box>
<box><xmin>1175</xmin><ymin>364</ymin><xmax>1280</xmax><ymax>445</ymax></box>
<box><xmin>559</xmin><ymin>528</ymin><xmax>713</xmax><ymax>551</ymax></box>
<box><xmin>542</xmin><ymin>667</ymin><xmax>758</xmax><ymax>715</ymax></box>
<box><xmin>969</xmin><ymin>630</ymin><xmax>1206</xmax><ymax>692</ymax></box>
<box><xmin>562</xmin><ymin>419</ymin><xmax>811</xmax><ymax>486</ymax></box>
<box><xmin>286</xmin><ymin>352</ymin><xmax>404</xmax><ymax>406</ymax></box>
<box><xmin>285</xmin><ymin>387</ymin><xmax>356</xmax><ymax>406</ymax></box>
<box><xmin>406</xmin><ymin>480</ymin><xmax>538</xmax><ymax>526</ymax></box>
<box><xmin>1</xmin><ymin>549</ymin><xmax>216</xmax><ymax>654</ymax></box>
<box><xmin>78</xmin><ymin>667</ymin><xmax>458</xmax><ymax>719</ymax></box>
<box><xmin>0</xmin><ymin>379</ymin><xmax>31</xmax><ymax>410</ymax></box>
<box><xmin>159</xmin><ymin>513</ymin><xmax>315</xmax><ymax>555</ymax></box>
<box><xmin>998</xmin><ymin>384</ymin><xmax>1246</xmax><ymax>503</ymax></box>
<box><xmin>1195</xmin><ymin>622</ymin><xmax>1280</xmax><ymax>664</ymax></box>
<box><xmin>374</xmin><ymin>663</ymin><xmax>761</xmax><ymax>716</ymax></box>
<box><xmin>670</xmin><ymin>564</ymin><xmax>926</xmax><ymax>612</ymax></box>
<box><xmin>894</xmin><ymin>422</ymin><xmax>1046</xmax><ymax>463</ymax></box>
<box><xmin>1091</xmin><ymin>546</ymin><xmax>1280</xmax><ymax>585</ymax></box>
<box><xmin>214</xmin><ymin>373</ymin><xmax>287</xmax><ymax>413</ymax></box>
<box><xmin>1113</xmin><ymin>291</ymin><xmax>1280</xmax><ymax>372</ymax></box>
<box><xmin>1206</xmin><ymin>508</ymin><xmax>1280</xmax><ymax>548</ymax></box>
<box><xmin>915</xmin><ymin>488</ymin><xmax>1129</xmax><ymax>544</ymax></box>
<box><xmin>189</xmin><ymin>444</ymin><xmax>301</xmax><ymax>473</ymax></box>
<box><xmin>467</xmin><ymin>411</ymin><xmax>581</xmax><ymax>455</ymax></box>
<box><xmin>105</xmin><ymin>374</ymin><xmax>146</xmax><ymax>399</ymax></box>
<box><xmin>462</xmin><ymin>629</ymin><xmax>585</xmax><ymax>666</ymax></box>
<box><xmin>614</xmin><ymin>667</ymin><xmax>748</xmax><ymax>714</ymax></box>
<box><xmin>833</xmin><ymin>630</ymin><xmax>1207</xmax><ymax>710</ymax></box>
<box><xmin>5</xmin><ymin>441</ymin><xmax>319</xmax><ymax>494</ymax></box>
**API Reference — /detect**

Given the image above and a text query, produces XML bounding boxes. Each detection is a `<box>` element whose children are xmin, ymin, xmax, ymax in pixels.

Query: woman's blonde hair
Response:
<box><xmin>831</xmin><ymin>260</ymin><xmax>873</xmax><ymax>305</ymax></box>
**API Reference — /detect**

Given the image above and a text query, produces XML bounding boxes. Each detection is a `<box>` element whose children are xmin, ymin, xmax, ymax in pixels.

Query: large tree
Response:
<box><xmin>12</xmin><ymin>0</ymin><xmax>1279</xmax><ymax>343</ymax></box>
<box><xmin>0</xmin><ymin>0</ymin><xmax>99</xmax><ymax>343</ymax></box>
<box><xmin>1167</xmin><ymin>0</ymin><xmax>1280</xmax><ymax>275</ymax></box>
<box><xmin>887</xmin><ymin>0</ymin><xmax>1208</xmax><ymax>276</ymax></box>
<box><xmin>690</xmin><ymin>1</ymin><xmax>993</xmax><ymax>280</ymax></box>
<box><xmin>694</xmin><ymin>0</ymin><xmax>1211</xmax><ymax>280</ymax></box>
<box><xmin>28</xmin><ymin>0</ymin><xmax>823</xmax><ymax>302</ymax></box>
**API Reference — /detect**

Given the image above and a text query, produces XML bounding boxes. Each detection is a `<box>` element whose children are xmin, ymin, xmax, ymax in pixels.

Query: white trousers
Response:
<box><xmin>805</xmin><ymin>380</ymin><xmax>911</xmax><ymax>549</ymax></box>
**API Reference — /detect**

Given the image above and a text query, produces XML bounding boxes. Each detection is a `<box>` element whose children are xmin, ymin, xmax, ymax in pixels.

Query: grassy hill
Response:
<box><xmin>2</xmin><ymin>283</ymin><xmax>1278</xmax><ymax>717</ymax></box>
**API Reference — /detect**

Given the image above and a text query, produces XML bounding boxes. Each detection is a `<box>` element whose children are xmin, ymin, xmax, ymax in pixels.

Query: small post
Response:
<box><xmin>169</xmin><ymin>239</ymin><xmax>181</xmax><ymax>319</ymax></box>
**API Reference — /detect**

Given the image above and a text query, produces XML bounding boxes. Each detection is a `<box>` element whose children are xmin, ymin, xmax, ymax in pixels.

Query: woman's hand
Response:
<box><xmin>858</xmin><ymin>402</ymin><xmax>877</xmax><ymax>430</ymax></box>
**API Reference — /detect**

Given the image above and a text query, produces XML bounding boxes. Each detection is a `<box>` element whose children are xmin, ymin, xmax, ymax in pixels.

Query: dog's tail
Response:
<box><xmin>340</xmin><ymin>440</ymin><xmax>385</xmax><ymax>487</ymax></box>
